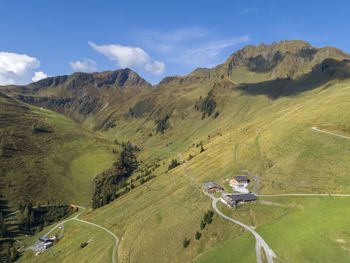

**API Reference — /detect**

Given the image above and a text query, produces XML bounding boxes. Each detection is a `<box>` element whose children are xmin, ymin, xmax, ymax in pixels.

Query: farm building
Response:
<box><xmin>228</xmin><ymin>176</ymin><xmax>250</xmax><ymax>187</ymax></box>
<box><xmin>220</xmin><ymin>193</ymin><xmax>256</xmax><ymax>207</ymax></box>
<box><xmin>203</xmin><ymin>182</ymin><xmax>224</xmax><ymax>193</ymax></box>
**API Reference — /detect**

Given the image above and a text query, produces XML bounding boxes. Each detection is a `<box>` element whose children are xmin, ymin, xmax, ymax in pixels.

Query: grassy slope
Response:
<box><xmin>20</xmin><ymin>72</ymin><xmax>350</xmax><ymax>262</ymax></box>
<box><xmin>0</xmin><ymin>94</ymin><xmax>116</xmax><ymax>206</ymax></box>
<box><xmin>18</xmin><ymin>219</ymin><xmax>115</xmax><ymax>263</ymax></box>
<box><xmin>196</xmin><ymin>196</ymin><xmax>350</xmax><ymax>263</ymax></box>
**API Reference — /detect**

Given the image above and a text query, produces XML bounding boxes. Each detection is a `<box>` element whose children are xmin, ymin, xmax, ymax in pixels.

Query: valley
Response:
<box><xmin>2</xmin><ymin>40</ymin><xmax>350</xmax><ymax>262</ymax></box>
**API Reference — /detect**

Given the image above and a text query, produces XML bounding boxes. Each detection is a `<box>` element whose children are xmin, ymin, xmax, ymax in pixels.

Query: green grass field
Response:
<box><xmin>196</xmin><ymin>196</ymin><xmax>350</xmax><ymax>263</ymax></box>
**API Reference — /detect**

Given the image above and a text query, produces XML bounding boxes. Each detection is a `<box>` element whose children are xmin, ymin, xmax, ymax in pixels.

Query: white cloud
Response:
<box><xmin>70</xmin><ymin>59</ymin><xmax>97</xmax><ymax>72</ymax></box>
<box><xmin>139</xmin><ymin>27</ymin><xmax>252</xmax><ymax>69</ymax></box>
<box><xmin>88</xmin><ymin>41</ymin><xmax>165</xmax><ymax>75</ymax></box>
<box><xmin>176</xmin><ymin>35</ymin><xmax>252</xmax><ymax>66</ymax></box>
<box><xmin>239</xmin><ymin>8</ymin><xmax>259</xmax><ymax>15</ymax></box>
<box><xmin>32</xmin><ymin>71</ymin><xmax>48</xmax><ymax>82</ymax></box>
<box><xmin>145</xmin><ymin>61</ymin><xmax>165</xmax><ymax>75</ymax></box>
<box><xmin>0</xmin><ymin>52</ymin><xmax>47</xmax><ymax>85</ymax></box>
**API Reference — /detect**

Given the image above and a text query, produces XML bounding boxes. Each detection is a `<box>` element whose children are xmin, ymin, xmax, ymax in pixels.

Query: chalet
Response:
<box><xmin>203</xmin><ymin>182</ymin><xmax>224</xmax><ymax>193</ymax></box>
<box><xmin>44</xmin><ymin>242</ymin><xmax>53</xmax><ymax>249</ymax></box>
<box><xmin>228</xmin><ymin>176</ymin><xmax>250</xmax><ymax>187</ymax></box>
<box><xmin>220</xmin><ymin>193</ymin><xmax>256</xmax><ymax>207</ymax></box>
<box><xmin>39</xmin><ymin>235</ymin><xmax>56</xmax><ymax>243</ymax></box>
<box><xmin>39</xmin><ymin>236</ymin><xmax>50</xmax><ymax>243</ymax></box>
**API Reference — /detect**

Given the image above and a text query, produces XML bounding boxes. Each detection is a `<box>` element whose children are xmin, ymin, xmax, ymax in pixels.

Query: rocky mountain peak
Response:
<box><xmin>28</xmin><ymin>68</ymin><xmax>151</xmax><ymax>91</ymax></box>
<box><xmin>225</xmin><ymin>40</ymin><xmax>350</xmax><ymax>79</ymax></box>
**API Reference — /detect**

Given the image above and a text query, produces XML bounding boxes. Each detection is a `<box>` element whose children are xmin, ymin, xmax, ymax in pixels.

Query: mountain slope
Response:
<box><xmin>4</xmin><ymin>69</ymin><xmax>151</xmax><ymax>130</ymax></box>
<box><xmin>0</xmin><ymin>92</ymin><xmax>117</xmax><ymax>207</ymax></box>
<box><xmin>4</xmin><ymin>40</ymin><xmax>350</xmax><ymax>263</ymax></box>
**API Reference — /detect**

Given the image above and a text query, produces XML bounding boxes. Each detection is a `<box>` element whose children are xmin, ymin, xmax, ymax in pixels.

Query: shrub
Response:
<box><xmin>195</xmin><ymin>231</ymin><xmax>202</xmax><ymax>240</ymax></box>
<box><xmin>80</xmin><ymin>242</ymin><xmax>88</xmax><ymax>249</ymax></box>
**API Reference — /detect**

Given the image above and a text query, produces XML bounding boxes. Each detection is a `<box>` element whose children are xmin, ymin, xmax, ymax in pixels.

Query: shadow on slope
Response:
<box><xmin>237</xmin><ymin>59</ymin><xmax>350</xmax><ymax>99</ymax></box>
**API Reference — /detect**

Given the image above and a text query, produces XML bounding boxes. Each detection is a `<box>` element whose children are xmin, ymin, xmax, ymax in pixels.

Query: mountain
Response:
<box><xmin>4</xmin><ymin>68</ymin><xmax>151</xmax><ymax>130</ymax></box>
<box><xmin>0</xmin><ymin>91</ymin><xmax>116</xmax><ymax>207</ymax></box>
<box><xmin>4</xmin><ymin>40</ymin><xmax>350</xmax><ymax>263</ymax></box>
<box><xmin>223</xmin><ymin>40</ymin><xmax>350</xmax><ymax>80</ymax></box>
<box><xmin>4</xmin><ymin>40</ymin><xmax>350</xmax><ymax>134</ymax></box>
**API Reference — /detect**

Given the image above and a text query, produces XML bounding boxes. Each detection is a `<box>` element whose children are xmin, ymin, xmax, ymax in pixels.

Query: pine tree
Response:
<box><xmin>0</xmin><ymin>212</ymin><xmax>5</xmax><ymax>238</ymax></box>
<box><xmin>200</xmin><ymin>220</ymin><xmax>206</xmax><ymax>230</ymax></box>
<box><xmin>29</xmin><ymin>210</ymin><xmax>35</xmax><ymax>230</ymax></box>
<box><xmin>183</xmin><ymin>237</ymin><xmax>190</xmax><ymax>248</ymax></box>
<box><xmin>10</xmin><ymin>245</ymin><xmax>17</xmax><ymax>261</ymax></box>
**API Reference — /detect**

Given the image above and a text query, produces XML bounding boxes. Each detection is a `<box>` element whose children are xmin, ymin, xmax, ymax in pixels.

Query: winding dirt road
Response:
<box><xmin>311</xmin><ymin>126</ymin><xmax>350</xmax><ymax>140</ymax></box>
<box><xmin>258</xmin><ymin>193</ymin><xmax>350</xmax><ymax>197</ymax></box>
<box><xmin>204</xmin><ymin>191</ymin><xmax>277</xmax><ymax>263</ymax></box>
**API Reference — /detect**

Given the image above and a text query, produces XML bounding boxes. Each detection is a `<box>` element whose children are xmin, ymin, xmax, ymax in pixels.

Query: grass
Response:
<box><xmin>196</xmin><ymin>197</ymin><xmax>350</xmax><ymax>263</ymax></box>
<box><xmin>0</xmin><ymin>95</ymin><xmax>117</xmax><ymax>207</ymax></box>
<box><xmin>195</xmin><ymin>232</ymin><xmax>256</xmax><ymax>263</ymax></box>
<box><xmin>18</xmin><ymin>219</ymin><xmax>115</xmax><ymax>263</ymax></box>
<box><xmin>83</xmin><ymin>77</ymin><xmax>350</xmax><ymax>263</ymax></box>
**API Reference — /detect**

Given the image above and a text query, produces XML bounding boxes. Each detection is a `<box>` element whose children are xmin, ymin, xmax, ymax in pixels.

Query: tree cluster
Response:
<box><xmin>168</xmin><ymin>159</ymin><xmax>181</xmax><ymax>171</ymax></box>
<box><xmin>18</xmin><ymin>203</ymin><xmax>71</xmax><ymax>233</ymax></box>
<box><xmin>200</xmin><ymin>210</ymin><xmax>214</xmax><ymax>229</ymax></box>
<box><xmin>155</xmin><ymin>114</ymin><xmax>170</xmax><ymax>134</ymax></box>
<box><xmin>0</xmin><ymin>197</ymin><xmax>71</xmax><ymax>262</ymax></box>
<box><xmin>182</xmin><ymin>210</ymin><xmax>215</xmax><ymax>249</ymax></box>
<box><xmin>194</xmin><ymin>90</ymin><xmax>218</xmax><ymax>119</ymax></box>
<box><xmin>92</xmin><ymin>142</ymin><xmax>139</xmax><ymax>209</ymax></box>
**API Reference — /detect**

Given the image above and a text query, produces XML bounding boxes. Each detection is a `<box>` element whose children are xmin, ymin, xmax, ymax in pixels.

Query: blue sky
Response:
<box><xmin>1</xmin><ymin>0</ymin><xmax>350</xmax><ymax>85</ymax></box>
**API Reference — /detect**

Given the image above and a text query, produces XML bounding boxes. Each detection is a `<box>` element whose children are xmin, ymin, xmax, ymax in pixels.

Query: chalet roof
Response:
<box><xmin>203</xmin><ymin>181</ymin><xmax>224</xmax><ymax>190</ymax></box>
<box><xmin>39</xmin><ymin>236</ymin><xmax>50</xmax><ymax>242</ymax></box>
<box><xmin>234</xmin><ymin>176</ymin><xmax>249</xmax><ymax>182</ymax></box>
<box><xmin>229</xmin><ymin>193</ymin><xmax>256</xmax><ymax>202</ymax></box>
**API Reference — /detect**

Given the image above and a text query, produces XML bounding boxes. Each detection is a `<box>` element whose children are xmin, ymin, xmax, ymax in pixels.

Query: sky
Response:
<box><xmin>1</xmin><ymin>0</ymin><xmax>350</xmax><ymax>85</ymax></box>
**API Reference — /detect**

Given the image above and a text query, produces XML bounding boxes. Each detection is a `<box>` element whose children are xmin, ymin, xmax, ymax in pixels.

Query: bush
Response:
<box><xmin>80</xmin><ymin>242</ymin><xmax>88</xmax><ymax>249</ymax></box>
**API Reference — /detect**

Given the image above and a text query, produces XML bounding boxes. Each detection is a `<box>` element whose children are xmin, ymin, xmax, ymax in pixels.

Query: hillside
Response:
<box><xmin>0</xmin><ymin>92</ymin><xmax>117</xmax><ymax>208</ymax></box>
<box><xmin>4</xmin><ymin>40</ymin><xmax>350</xmax><ymax>262</ymax></box>
<box><xmin>3</xmin><ymin>68</ymin><xmax>151</xmax><ymax>131</ymax></box>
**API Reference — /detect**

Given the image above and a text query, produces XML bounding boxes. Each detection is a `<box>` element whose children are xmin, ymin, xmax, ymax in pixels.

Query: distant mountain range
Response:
<box><xmin>3</xmin><ymin>40</ymin><xmax>350</xmax><ymax>132</ymax></box>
